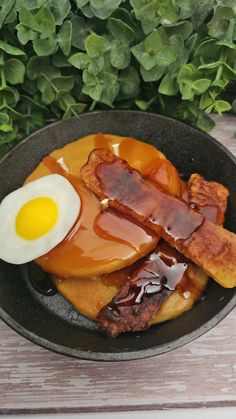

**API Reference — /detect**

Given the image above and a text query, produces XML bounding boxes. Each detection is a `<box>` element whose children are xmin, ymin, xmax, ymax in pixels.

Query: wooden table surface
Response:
<box><xmin>0</xmin><ymin>114</ymin><xmax>235</xmax><ymax>415</ymax></box>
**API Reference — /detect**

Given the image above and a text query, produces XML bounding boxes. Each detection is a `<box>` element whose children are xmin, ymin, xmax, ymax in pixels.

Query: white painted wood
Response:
<box><xmin>5</xmin><ymin>407</ymin><xmax>236</xmax><ymax>419</ymax></box>
<box><xmin>0</xmin><ymin>114</ymin><xmax>235</xmax><ymax>414</ymax></box>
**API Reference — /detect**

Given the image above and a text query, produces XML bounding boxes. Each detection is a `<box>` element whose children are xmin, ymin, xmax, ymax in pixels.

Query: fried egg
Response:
<box><xmin>0</xmin><ymin>174</ymin><xmax>81</xmax><ymax>264</ymax></box>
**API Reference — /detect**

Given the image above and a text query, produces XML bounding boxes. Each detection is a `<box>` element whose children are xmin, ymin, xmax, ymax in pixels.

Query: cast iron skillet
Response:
<box><xmin>0</xmin><ymin>111</ymin><xmax>235</xmax><ymax>361</ymax></box>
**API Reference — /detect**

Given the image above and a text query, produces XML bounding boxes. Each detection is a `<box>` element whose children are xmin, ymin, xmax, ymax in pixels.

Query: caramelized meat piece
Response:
<box><xmin>97</xmin><ymin>156</ymin><xmax>229</xmax><ymax>336</ymax></box>
<box><xmin>81</xmin><ymin>149</ymin><xmax>236</xmax><ymax>288</ymax></box>
<box><xmin>98</xmin><ymin>171</ymin><xmax>228</xmax><ymax>336</ymax></box>
<box><xmin>188</xmin><ymin>174</ymin><xmax>229</xmax><ymax>225</ymax></box>
<box><xmin>98</xmin><ymin>242</ymin><xmax>189</xmax><ymax>337</ymax></box>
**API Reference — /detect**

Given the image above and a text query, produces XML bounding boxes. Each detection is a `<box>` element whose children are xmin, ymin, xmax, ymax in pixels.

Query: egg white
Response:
<box><xmin>0</xmin><ymin>174</ymin><xmax>81</xmax><ymax>264</ymax></box>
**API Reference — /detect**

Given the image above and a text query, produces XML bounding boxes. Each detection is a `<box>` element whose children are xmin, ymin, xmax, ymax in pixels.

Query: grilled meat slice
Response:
<box><xmin>81</xmin><ymin>149</ymin><xmax>235</xmax><ymax>288</ymax></box>
<box><xmin>97</xmin><ymin>169</ymin><xmax>228</xmax><ymax>336</ymax></box>
<box><xmin>188</xmin><ymin>173</ymin><xmax>229</xmax><ymax>225</ymax></box>
<box><xmin>98</xmin><ymin>242</ymin><xmax>189</xmax><ymax>337</ymax></box>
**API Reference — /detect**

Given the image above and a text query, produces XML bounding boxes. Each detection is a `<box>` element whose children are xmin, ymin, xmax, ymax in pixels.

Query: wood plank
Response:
<box><xmin>0</xmin><ymin>114</ymin><xmax>235</xmax><ymax>414</ymax></box>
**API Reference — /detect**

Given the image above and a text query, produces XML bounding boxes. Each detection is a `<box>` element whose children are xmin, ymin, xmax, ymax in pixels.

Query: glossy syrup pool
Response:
<box><xmin>107</xmin><ymin>242</ymin><xmax>192</xmax><ymax>312</ymax></box>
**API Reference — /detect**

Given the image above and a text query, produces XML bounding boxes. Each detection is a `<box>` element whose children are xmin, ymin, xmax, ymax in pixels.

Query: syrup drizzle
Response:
<box><xmin>109</xmin><ymin>242</ymin><xmax>189</xmax><ymax>309</ymax></box>
<box><xmin>93</xmin><ymin>209</ymin><xmax>155</xmax><ymax>253</ymax></box>
<box><xmin>191</xmin><ymin>204</ymin><xmax>219</xmax><ymax>225</ymax></box>
<box><xmin>96</xmin><ymin>159</ymin><xmax>205</xmax><ymax>242</ymax></box>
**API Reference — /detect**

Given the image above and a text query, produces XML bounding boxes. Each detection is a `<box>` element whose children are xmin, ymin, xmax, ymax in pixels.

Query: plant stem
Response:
<box><xmin>1</xmin><ymin>68</ymin><xmax>6</xmax><ymax>87</ymax></box>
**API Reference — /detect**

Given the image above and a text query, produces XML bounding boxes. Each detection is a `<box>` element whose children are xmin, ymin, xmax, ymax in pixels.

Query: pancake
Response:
<box><xmin>25</xmin><ymin>134</ymin><xmax>170</xmax><ymax>277</ymax></box>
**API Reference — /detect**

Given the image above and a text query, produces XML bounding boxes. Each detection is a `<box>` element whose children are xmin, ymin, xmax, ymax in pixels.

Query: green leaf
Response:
<box><xmin>68</xmin><ymin>102</ymin><xmax>86</xmax><ymax>113</ymax></box>
<box><xmin>135</xmin><ymin>100</ymin><xmax>150</xmax><ymax>111</ymax></box>
<box><xmin>175</xmin><ymin>0</ymin><xmax>197</xmax><ymax>20</ymax></box>
<box><xmin>52</xmin><ymin>75</ymin><xmax>74</xmax><ymax>92</ymax></box>
<box><xmin>62</xmin><ymin>103</ymin><xmax>86</xmax><ymax>120</ymax></box>
<box><xmin>27</xmin><ymin>56</ymin><xmax>60</xmax><ymax>80</ymax></box>
<box><xmin>131</xmin><ymin>0</ymin><xmax>178</xmax><ymax>34</ymax></box>
<box><xmin>85</xmin><ymin>33</ymin><xmax>108</xmax><ymax>57</ymax></box>
<box><xmin>75</xmin><ymin>0</ymin><xmax>89</xmax><ymax>7</ymax></box>
<box><xmin>56</xmin><ymin>92</ymin><xmax>76</xmax><ymax>111</ymax></box>
<box><xmin>131</xmin><ymin>1</ymin><xmax>160</xmax><ymax>34</ymax></box>
<box><xmin>199</xmin><ymin>92</ymin><xmax>213</xmax><ymax>110</ymax></box>
<box><xmin>58</xmin><ymin>20</ymin><xmax>72</xmax><ymax>56</ymax></box>
<box><xmin>131</xmin><ymin>28</ymin><xmax>176</xmax><ymax>71</ymax></box>
<box><xmin>69</xmin><ymin>52</ymin><xmax>90</xmax><ymax>69</ymax></box>
<box><xmin>37</xmin><ymin>74</ymin><xmax>74</xmax><ymax>105</ymax></box>
<box><xmin>49</xmin><ymin>0</ymin><xmax>71</xmax><ymax>25</ymax></box>
<box><xmin>81</xmin><ymin>4</ymin><xmax>95</xmax><ymax>18</ymax></box>
<box><xmin>141</xmin><ymin>64</ymin><xmax>165</xmax><ymax>82</ymax></box>
<box><xmin>158</xmin><ymin>74</ymin><xmax>178</xmax><ymax>95</ymax></box>
<box><xmin>111</xmin><ymin>7</ymin><xmax>136</xmax><ymax>30</ymax></box>
<box><xmin>16</xmin><ymin>23</ymin><xmax>38</xmax><ymax>45</ymax></box>
<box><xmin>177</xmin><ymin>64</ymin><xmax>211</xmax><ymax>100</ymax></box>
<box><xmin>131</xmin><ymin>42</ymin><xmax>157</xmax><ymax>71</ymax></box>
<box><xmin>158</xmin><ymin>0</ymin><xmax>178</xmax><ymax>25</ymax></box>
<box><xmin>0</xmin><ymin>123</ymin><xmax>13</xmax><ymax>133</ymax></box>
<box><xmin>15</xmin><ymin>1</ymin><xmax>45</xmax><ymax>11</ymax></box>
<box><xmin>208</xmin><ymin>7</ymin><xmax>235</xmax><ymax>39</ymax></box>
<box><xmin>90</xmin><ymin>0</ymin><xmax>123</xmax><ymax>20</ymax></box>
<box><xmin>196</xmin><ymin>113</ymin><xmax>215</xmax><ymax>132</ymax></box>
<box><xmin>33</xmin><ymin>37</ymin><xmax>57</xmax><ymax>56</ymax></box>
<box><xmin>169</xmin><ymin>35</ymin><xmax>188</xmax><ymax>69</ymax></box>
<box><xmin>119</xmin><ymin>66</ymin><xmax>140</xmax><ymax>98</ymax></box>
<box><xmin>20</xmin><ymin>94</ymin><xmax>48</xmax><ymax>112</ymax></box>
<box><xmin>82</xmin><ymin>71</ymin><xmax>103</xmax><ymax>101</ymax></box>
<box><xmin>108</xmin><ymin>18</ymin><xmax>135</xmax><ymax>44</ymax></box>
<box><xmin>88</xmin><ymin>55</ymin><xmax>104</xmax><ymax>75</ymax></box>
<box><xmin>185</xmin><ymin>33</ymin><xmax>199</xmax><ymax>56</ymax></box>
<box><xmin>192</xmin><ymin>78</ymin><xmax>211</xmax><ymax>93</ymax></box>
<box><xmin>0</xmin><ymin>40</ymin><xmax>25</xmax><ymax>56</ymax></box>
<box><xmin>35</xmin><ymin>7</ymin><xmax>56</xmax><ymax>38</ymax></box>
<box><xmin>18</xmin><ymin>8</ymin><xmax>40</xmax><ymax>31</ymax></box>
<box><xmin>0</xmin><ymin>112</ymin><xmax>9</xmax><ymax>124</ymax></box>
<box><xmin>191</xmin><ymin>0</ymin><xmax>215</xmax><ymax>30</ymax></box>
<box><xmin>56</xmin><ymin>92</ymin><xmax>86</xmax><ymax>118</ymax></box>
<box><xmin>135</xmin><ymin>97</ymin><xmax>156</xmax><ymax>111</ymax></box>
<box><xmin>110</xmin><ymin>40</ymin><xmax>130</xmax><ymax>69</ymax></box>
<box><xmin>52</xmin><ymin>50</ymin><xmax>72</xmax><ymax>68</ymax></box>
<box><xmin>211</xmin><ymin>100</ymin><xmax>232</xmax><ymax>115</ymax></box>
<box><xmin>178</xmin><ymin>63</ymin><xmax>198</xmax><ymax>81</ymax></box>
<box><xmin>0</xmin><ymin>0</ymin><xmax>15</xmax><ymax>29</ymax></box>
<box><xmin>0</xmin><ymin>86</ymin><xmax>19</xmax><ymax>107</ymax></box>
<box><xmin>194</xmin><ymin>39</ymin><xmax>220</xmax><ymax>61</ymax></box>
<box><xmin>71</xmin><ymin>16</ymin><xmax>90</xmax><ymax>50</ymax></box>
<box><xmin>69</xmin><ymin>51</ymin><xmax>104</xmax><ymax>76</ymax></box>
<box><xmin>82</xmin><ymin>61</ymin><xmax>119</xmax><ymax>106</ymax></box>
<box><xmin>165</xmin><ymin>21</ymin><xmax>193</xmax><ymax>40</ymax></box>
<box><xmin>41</xmin><ymin>84</ymin><xmax>55</xmax><ymax>105</ymax></box>
<box><xmin>4</xmin><ymin>59</ymin><xmax>25</xmax><ymax>84</ymax></box>
<box><xmin>3</xmin><ymin>105</ymin><xmax>23</xmax><ymax>119</ymax></box>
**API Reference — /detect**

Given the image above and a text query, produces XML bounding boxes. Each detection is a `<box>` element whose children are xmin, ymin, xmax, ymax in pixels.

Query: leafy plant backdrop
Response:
<box><xmin>0</xmin><ymin>0</ymin><xmax>236</xmax><ymax>155</ymax></box>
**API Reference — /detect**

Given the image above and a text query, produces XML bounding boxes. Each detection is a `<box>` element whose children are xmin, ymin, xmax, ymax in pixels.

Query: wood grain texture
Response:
<box><xmin>0</xmin><ymin>114</ymin><xmax>235</xmax><ymax>414</ymax></box>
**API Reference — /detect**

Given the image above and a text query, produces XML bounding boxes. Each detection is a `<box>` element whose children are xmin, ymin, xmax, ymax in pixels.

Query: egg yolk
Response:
<box><xmin>15</xmin><ymin>197</ymin><xmax>58</xmax><ymax>240</ymax></box>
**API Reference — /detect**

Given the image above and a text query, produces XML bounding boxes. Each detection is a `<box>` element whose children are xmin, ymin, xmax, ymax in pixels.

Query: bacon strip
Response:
<box><xmin>97</xmin><ymin>170</ymin><xmax>228</xmax><ymax>337</ymax></box>
<box><xmin>81</xmin><ymin>149</ymin><xmax>236</xmax><ymax>288</ymax></box>
<box><xmin>98</xmin><ymin>242</ymin><xmax>188</xmax><ymax>337</ymax></box>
